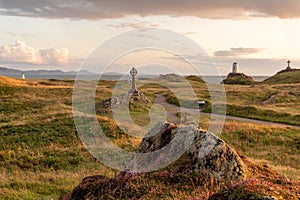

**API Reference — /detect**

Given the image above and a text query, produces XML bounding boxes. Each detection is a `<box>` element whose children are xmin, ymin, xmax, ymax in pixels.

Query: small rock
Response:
<box><xmin>260</xmin><ymin>196</ymin><xmax>277</xmax><ymax>200</ymax></box>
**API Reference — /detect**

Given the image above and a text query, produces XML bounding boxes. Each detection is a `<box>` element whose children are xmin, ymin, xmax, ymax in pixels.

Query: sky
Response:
<box><xmin>0</xmin><ymin>0</ymin><xmax>300</xmax><ymax>75</ymax></box>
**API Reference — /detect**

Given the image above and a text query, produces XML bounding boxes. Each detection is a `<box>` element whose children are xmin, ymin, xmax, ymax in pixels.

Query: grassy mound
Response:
<box><xmin>262</xmin><ymin>69</ymin><xmax>300</xmax><ymax>84</ymax></box>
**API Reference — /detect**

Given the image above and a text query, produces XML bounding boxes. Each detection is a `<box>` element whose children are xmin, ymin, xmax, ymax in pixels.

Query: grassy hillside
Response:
<box><xmin>0</xmin><ymin>79</ymin><xmax>117</xmax><ymax>199</ymax></box>
<box><xmin>0</xmin><ymin>76</ymin><xmax>299</xmax><ymax>199</ymax></box>
<box><xmin>0</xmin><ymin>76</ymin><xmax>27</xmax><ymax>87</ymax></box>
<box><xmin>262</xmin><ymin>69</ymin><xmax>300</xmax><ymax>84</ymax></box>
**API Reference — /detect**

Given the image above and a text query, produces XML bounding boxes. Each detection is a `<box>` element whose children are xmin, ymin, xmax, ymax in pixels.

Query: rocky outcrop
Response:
<box><xmin>158</xmin><ymin>73</ymin><xmax>185</xmax><ymax>82</ymax></box>
<box><xmin>96</xmin><ymin>91</ymin><xmax>150</xmax><ymax>114</ymax></box>
<box><xmin>131</xmin><ymin>121</ymin><xmax>247</xmax><ymax>181</ymax></box>
<box><xmin>222</xmin><ymin>73</ymin><xmax>255</xmax><ymax>85</ymax></box>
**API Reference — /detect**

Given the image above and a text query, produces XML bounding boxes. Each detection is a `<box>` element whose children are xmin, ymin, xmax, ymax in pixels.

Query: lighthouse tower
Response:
<box><xmin>232</xmin><ymin>62</ymin><xmax>239</xmax><ymax>74</ymax></box>
<box><xmin>21</xmin><ymin>72</ymin><xmax>26</xmax><ymax>79</ymax></box>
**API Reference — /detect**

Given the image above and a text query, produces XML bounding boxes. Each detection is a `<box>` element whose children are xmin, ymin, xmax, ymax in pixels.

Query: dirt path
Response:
<box><xmin>154</xmin><ymin>94</ymin><xmax>300</xmax><ymax>129</ymax></box>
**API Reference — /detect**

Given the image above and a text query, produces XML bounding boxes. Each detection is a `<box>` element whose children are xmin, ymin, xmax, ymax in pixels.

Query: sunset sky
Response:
<box><xmin>0</xmin><ymin>0</ymin><xmax>300</xmax><ymax>75</ymax></box>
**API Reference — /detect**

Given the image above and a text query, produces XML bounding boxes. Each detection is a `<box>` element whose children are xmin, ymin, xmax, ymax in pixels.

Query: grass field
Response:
<box><xmin>165</xmin><ymin>79</ymin><xmax>300</xmax><ymax>126</ymax></box>
<box><xmin>0</xmin><ymin>77</ymin><xmax>299</xmax><ymax>199</ymax></box>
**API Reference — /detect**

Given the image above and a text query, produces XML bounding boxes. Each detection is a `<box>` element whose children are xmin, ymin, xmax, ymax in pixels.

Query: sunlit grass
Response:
<box><xmin>0</xmin><ymin>76</ymin><xmax>299</xmax><ymax>199</ymax></box>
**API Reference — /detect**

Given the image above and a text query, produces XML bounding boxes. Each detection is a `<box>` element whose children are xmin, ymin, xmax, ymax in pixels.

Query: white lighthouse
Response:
<box><xmin>21</xmin><ymin>72</ymin><xmax>26</xmax><ymax>79</ymax></box>
<box><xmin>232</xmin><ymin>62</ymin><xmax>239</xmax><ymax>74</ymax></box>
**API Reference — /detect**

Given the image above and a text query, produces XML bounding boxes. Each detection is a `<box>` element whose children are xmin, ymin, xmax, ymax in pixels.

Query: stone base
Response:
<box><xmin>128</xmin><ymin>89</ymin><xmax>139</xmax><ymax>94</ymax></box>
<box><xmin>96</xmin><ymin>91</ymin><xmax>151</xmax><ymax>114</ymax></box>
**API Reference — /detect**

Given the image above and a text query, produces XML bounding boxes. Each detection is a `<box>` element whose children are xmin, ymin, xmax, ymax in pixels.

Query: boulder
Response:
<box><xmin>131</xmin><ymin>121</ymin><xmax>247</xmax><ymax>181</ymax></box>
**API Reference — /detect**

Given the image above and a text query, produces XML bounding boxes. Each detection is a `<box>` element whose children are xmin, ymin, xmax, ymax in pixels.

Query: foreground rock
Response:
<box><xmin>128</xmin><ymin>121</ymin><xmax>247</xmax><ymax>181</ymax></box>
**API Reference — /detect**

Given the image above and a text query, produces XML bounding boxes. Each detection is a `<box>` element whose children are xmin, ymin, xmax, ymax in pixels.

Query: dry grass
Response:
<box><xmin>220</xmin><ymin>121</ymin><xmax>300</xmax><ymax>180</ymax></box>
<box><xmin>0</xmin><ymin>76</ymin><xmax>300</xmax><ymax>199</ymax></box>
<box><xmin>0</xmin><ymin>167</ymin><xmax>115</xmax><ymax>199</ymax></box>
<box><xmin>0</xmin><ymin>76</ymin><xmax>28</xmax><ymax>87</ymax></box>
<box><xmin>224</xmin><ymin>83</ymin><xmax>300</xmax><ymax>115</ymax></box>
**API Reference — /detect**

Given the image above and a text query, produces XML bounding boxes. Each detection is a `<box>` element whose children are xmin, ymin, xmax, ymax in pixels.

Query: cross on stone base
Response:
<box><xmin>129</xmin><ymin>67</ymin><xmax>138</xmax><ymax>94</ymax></box>
<box><xmin>286</xmin><ymin>60</ymin><xmax>292</xmax><ymax>70</ymax></box>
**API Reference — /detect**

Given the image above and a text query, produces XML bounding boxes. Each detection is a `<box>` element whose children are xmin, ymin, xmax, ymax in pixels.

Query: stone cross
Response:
<box><xmin>287</xmin><ymin>60</ymin><xmax>291</xmax><ymax>68</ymax></box>
<box><xmin>130</xmin><ymin>67</ymin><xmax>137</xmax><ymax>93</ymax></box>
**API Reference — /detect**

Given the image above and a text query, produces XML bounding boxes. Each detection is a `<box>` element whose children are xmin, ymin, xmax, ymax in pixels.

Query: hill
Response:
<box><xmin>157</xmin><ymin>73</ymin><xmax>185</xmax><ymax>82</ymax></box>
<box><xmin>0</xmin><ymin>66</ymin><xmax>95</xmax><ymax>78</ymax></box>
<box><xmin>262</xmin><ymin>69</ymin><xmax>300</xmax><ymax>84</ymax></box>
<box><xmin>186</xmin><ymin>75</ymin><xmax>205</xmax><ymax>83</ymax></box>
<box><xmin>0</xmin><ymin>75</ymin><xmax>27</xmax><ymax>87</ymax></box>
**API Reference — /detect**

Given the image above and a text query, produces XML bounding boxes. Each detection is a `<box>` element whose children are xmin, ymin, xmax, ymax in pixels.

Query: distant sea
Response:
<box><xmin>8</xmin><ymin>74</ymin><xmax>269</xmax><ymax>84</ymax></box>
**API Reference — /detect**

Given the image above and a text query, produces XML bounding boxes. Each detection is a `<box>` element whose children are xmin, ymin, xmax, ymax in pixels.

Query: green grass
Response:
<box><xmin>203</xmin><ymin>104</ymin><xmax>300</xmax><ymax>126</ymax></box>
<box><xmin>0</xmin><ymin>118</ymin><xmax>87</xmax><ymax>170</ymax></box>
<box><xmin>220</xmin><ymin>122</ymin><xmax>300</xmax><ymax>172</ymax></box>
<box><xmin>0</xmin><ymin>84</ymin><xmax>116</xmax><ymax>199</ymax></box>
<box><xmin>0</xmin><ymin>117</ymin><xmax>110</xmax><ymax>199</ymax></box>
<box><xmin>165</xmin><ymin>93</ymin><xmax>199</xmax><ymax>109</ymax></box>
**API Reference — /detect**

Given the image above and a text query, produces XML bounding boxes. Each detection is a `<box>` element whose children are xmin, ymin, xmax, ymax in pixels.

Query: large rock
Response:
<box><xmin>131</xmin><ymin>121</ymin><xmax>247</xmax><ymax>181</ymax></box>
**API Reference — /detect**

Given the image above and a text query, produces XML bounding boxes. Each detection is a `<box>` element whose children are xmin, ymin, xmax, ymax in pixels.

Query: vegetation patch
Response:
<box><xmin>262</xmin><ymin>69</ymin><xmax>300</xmax><ymax>84</ymax></box>
<box><xmin>203</xmin><ymin>104</ymin><xmax>300</xmax><ymax>126</ymax></box>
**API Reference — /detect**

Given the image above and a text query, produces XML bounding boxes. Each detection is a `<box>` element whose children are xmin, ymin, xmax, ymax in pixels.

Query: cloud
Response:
<box><xmin>183</xmin><ymin>32</ymin><xmax>198</xmax><ymax>35</ymax></box>
<box><xmin>214</xmin><ymin>48</ymin><xmax>263</xmax><ymax>57</ymax></box>
<box><xmin>40</xmin><ymin>48</ymin><xmax>69</xmax><ymax>64</ymax></box>
<box><xmin>5</xmin><ymin>32</ymin><xmax>32</xmax><ymax>37</ymax></box>
<box><xmin>0</xmin><ymin>40</ymin><xmax>69</xmax><ymax>65</ymax></box>
<box><xmin>108</xmin><ymin>22</ymin><xmax>159</xmax><ymax>29</ymax></box>
<box><xmin>1</xmin><ymin>0</ymin><xmax>300</xmax><ymax>19</ymax></box>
